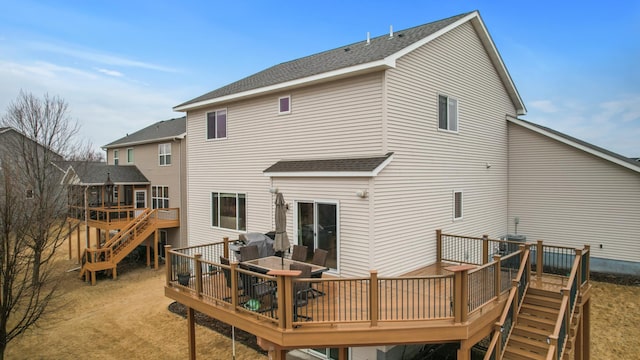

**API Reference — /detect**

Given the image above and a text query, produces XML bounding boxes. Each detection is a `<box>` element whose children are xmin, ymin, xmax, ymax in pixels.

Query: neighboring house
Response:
<box><xmin>174</xmin><ymin>11</ymin><xmax>525</xmax><ymax>280</ymax></box>
<box><xmin>507</xmin><ymin>118</ymin><xmax>640</xmax><ymax>274</ymax></box>
<box><xmin>102</xmin><ymin>117</ymin><xmax>187</xmax><ymax>248</ymax></box>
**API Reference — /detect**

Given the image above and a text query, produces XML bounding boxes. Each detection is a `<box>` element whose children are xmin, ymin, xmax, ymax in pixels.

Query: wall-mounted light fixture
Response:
<box><xmin>355</xmin><ymin>190</ymin><xmax>368</xmax><ymax>198</ymax></box>
<box><xmin>269</xmin><ymin>187</ymin><xmax>279</xmax><ymax>194</ymax></box>
<box><xmin>486</xmin><ymin>162</ymin><xmax>492</xmax><ymax>169</ymax></box>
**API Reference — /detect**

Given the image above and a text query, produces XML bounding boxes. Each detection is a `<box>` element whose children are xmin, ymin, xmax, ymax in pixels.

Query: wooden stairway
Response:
<box><xmin>80</xmin><ymin>209</ymin><xmax>157</xmax><ymax>285</ymax></box>
<box><xmin>503</xmin><ymin>287</ymin><xmax>561</xmax><ymax>359</ymax></box>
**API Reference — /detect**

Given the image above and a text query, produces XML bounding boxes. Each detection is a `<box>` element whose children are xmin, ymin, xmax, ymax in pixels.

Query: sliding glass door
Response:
<box><xmin>296</xmin><ymin>201</ymin><xmax>338</xmax><ymax>270</ymax></box>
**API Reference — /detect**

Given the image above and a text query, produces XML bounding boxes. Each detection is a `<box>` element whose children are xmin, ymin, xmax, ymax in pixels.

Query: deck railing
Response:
<box><xmin>437</xmin><ymin>229</ymin><xmax>528</xmax><ymax>266</ymax></box>
<box><xmin>483</xmin><ymin>246</ymin><xmax>531</xmax><ymax>360</ymax></box>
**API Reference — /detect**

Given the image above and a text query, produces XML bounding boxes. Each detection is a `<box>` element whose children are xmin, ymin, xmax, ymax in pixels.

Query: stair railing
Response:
<box><xmin>545</xmin><ymin>249</ymin><xmax>582</xmax><ymax>360</ymax></box>
<box><xmin>102</xmin><ymin>208</ymin><xmax>152</xmax><ymax>248</ymax></box>
<box><xmin>483</xmin><ymin>245</ymin><xmax>531</xmax><ymax>360</ymax></box>
<box><xmin>110</xmin><ymin>209</ymin><xmax>157</xmax><ymax>258</ymax></box>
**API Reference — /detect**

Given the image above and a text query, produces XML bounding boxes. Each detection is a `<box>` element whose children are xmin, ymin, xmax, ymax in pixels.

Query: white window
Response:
<box><xmin>159</xmin><ymin>143</ymin><xmax>171</xmax><ymax>166</ymax></box>
<box><xmin>211</xmin><ymin>192</ymin><xmax>246</xmax><ymax>231</ymax></box>
<box><xmin>206</xmin><ymin>109</ymin><xmax>227</xmax><ymax>139</ymax></box>
<box><xmin>438</xmin><ymin>94</ymin><xmax>458</xmax><ymax>132</ymax></box>
<box><xmin>278</xmin><ymin>95</ymin><xmax>291</xmax><ymax>114</ymax></box>
<box><xmin>113</xmin><ymin>150</ymin><xmax>119</xmax><ymax>165</ymax></box>
<box><xmin>127</xmin><ymin>148</ymin><xmax>134</xmax><ymax>163</ymax></box>
<box><xmin>26</xmin><ymin>189</ymin><xmax>34</xmax><ymax>199</ymax></box>
<box><xmin>453</xmin><ymin>190</ymin><xmax>463</xmax><ymax>220</ymax></box>
<box><xmin>152</xmin><ymin>186</ymin><xmax>169</xmax><ymax>209</ymax></box>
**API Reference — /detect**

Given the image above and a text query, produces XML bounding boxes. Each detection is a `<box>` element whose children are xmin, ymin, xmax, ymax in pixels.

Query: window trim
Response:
<box><xmin>113</xmin><ymin>149</ymin><xmax>119</xmax><ymax>165</ymax></box>
<box><xmin>210</xmin><ymin>191</ymin><xmax>246</xmax><ymax>231</ymax></box>
<box><xmin>278</xmin><ymin>95</ymin><xmax>291</xmax><ymax>115</ymax></box>
<box><xmin>127</xmin><ymin>148</ymin><xmax>134</xmax><ymax>163</ymax></box>
<box><xmin>152</xmin><ymin>185</ymin><xmax>169</xmax><ymax>209</ymax></box>
<box><xmin>158</xmin><ymin>143</ymin><xmax>171</xmax><ymax>166</ymax></box>
<box><xmin>453</xmin><ymin>190</ymin><xmax>463</xmax><ymax>221</ymax></box>
<box><xmin>206</xmin><ymin>108</ymin><xmax>228</xmax><ymax>140</ymax></box>
<box><xmin>438</xmin><ymin>94</ymin><xmax>459</xmax><ymax>133</ymax></box>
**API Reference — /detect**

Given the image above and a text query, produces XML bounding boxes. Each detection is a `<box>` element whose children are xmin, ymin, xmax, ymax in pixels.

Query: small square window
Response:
<box><xmin>278</xmin><ymin>96</ymin><xmax>291</xmax><ymax>114</ymax></box>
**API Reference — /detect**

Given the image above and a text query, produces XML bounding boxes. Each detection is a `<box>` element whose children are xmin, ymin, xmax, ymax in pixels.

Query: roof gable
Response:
<box><xmin>174</xmin><ymin>11</ymin><xmax>525</xmax><ymax>114</ymax></box>
<box><xmin>508</xmin><ymin>117</ymin><xmax>640</xmax><ymax>174</ymax></box>
<box><xmin>103</xmin><ymin>117</ymin><xmax>186</xmax><ymax>149</ymax></box>
<box><xmin>60</xmin><ymin>162</ymin><xmax>150</xmax><ymax>185</ymax></box>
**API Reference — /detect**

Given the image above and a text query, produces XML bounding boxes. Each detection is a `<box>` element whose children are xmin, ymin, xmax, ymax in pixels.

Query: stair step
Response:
<box><xmin>525</xmin><ymin>294</ymin><xmax>562</xmax><ymax>309</ymax></box>
<box><xmin>528</xmin><ymin>287</ymin><xmax>562</xmax><ymax>299</ymax></box>
<box><xmin>504</xmin><ymin>345</ymin><xmax>546</xmax><ymax>360</ymax></box>
<box><xmin>512</xmin><ymin>324</ymin><xmax>550</xmax><ymax>342</ymax></box>
<box><xmin>508</xmin><ymin>334</ymin><xmax>548</xmax><ymax>353</ymax></box>
<box><xmin>518</xmin><ymin>313</ymin><xmax>556</xmax><ymax>332</ymax></box>
<box><xmin>520</xmin><ymin>303</ymin><xmax>559</xmax><ymax>320</ymax></box>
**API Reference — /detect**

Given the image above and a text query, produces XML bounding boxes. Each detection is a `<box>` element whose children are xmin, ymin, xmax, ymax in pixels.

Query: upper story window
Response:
<box><xmin>438</xmin><ymin>94</ymin><xmax>458</xmax><ymax>132</ymax></box>
<box><xmin>113</xmin><ymin>150</ymin><xmax>119</xmax><ymax>165</ymax></box>
<box><xmin>211</xmin><ymin>192</ymin><xmax>246</xmax><ymax>231</ymax></box>
<box><xmin>207</xmin><ymin>109</ymin><xmax>227</xmax><ymax>139</ymax></box>
<box><xmin>453</xmin><ymin>190</ymin><xmax>463</xmax><ymax>221</ymax></box>
<box><xmin>127</xmin><ymin>148</ymin><xmax>134</xmax><ymax>163</ymax></box>
<box><xmin>278</xmin><ymin>95</ymin><xmax>291</xmax><ymax>114</ymax></box>
<box><xmin>159</xmin><ymin>143</ymin><xmax>171</xmax><ymax>166</ymax></box>
<box><xmin>26</xmin><ymin>189</ymin><xmax>34</xmax><ymax>199</ymax></box>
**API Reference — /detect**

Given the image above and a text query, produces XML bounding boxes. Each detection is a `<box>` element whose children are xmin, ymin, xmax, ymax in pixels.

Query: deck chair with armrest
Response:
<box><xmin>238</xmin><ymin>262</ymin><xmax>277</xmax><ymax>315</ymax></box>
<box><xmin>289</xmin><ymin>263</ymin><xmax>314</xmax><ymax>321</ymax></box>
<box><xmin>309</xmin><ymin>248</ymin><xmax>329</xmax><ymax>297</ymax></box>
<box><xmin>291</xmin><ymin>244</ymin><xmax>308</xmax><ymax>262</ymax></box>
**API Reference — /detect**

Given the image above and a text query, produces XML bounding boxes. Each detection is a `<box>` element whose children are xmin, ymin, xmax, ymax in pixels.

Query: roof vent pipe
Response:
<box><xmin>389</xmin><ymin>25</ymin><xmax>393</xmax><ymax>38</ymax></box>
<box><xmin>366</xmin><ymin>32</ymin><xmax>370</xmax><ymax>45</ymax></box>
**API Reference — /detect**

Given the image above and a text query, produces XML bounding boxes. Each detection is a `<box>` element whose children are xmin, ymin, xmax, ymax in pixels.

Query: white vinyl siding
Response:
<box><xmin>185</xmin><ymin>73</ymin><xmax>383</xmax><ymax>259</ymax></box>
<box><xmin>376</xmin><ymin>21</ymin><xmax>517</xmax><ymax>275</ymax></box>
<box><xmin>508</xmin><ymin>123</ymin><xmax>640</xmax><ymax>264</ymax></box>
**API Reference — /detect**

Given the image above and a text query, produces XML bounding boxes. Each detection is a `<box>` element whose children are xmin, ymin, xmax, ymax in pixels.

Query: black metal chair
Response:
<box><xmin>289</xmin><ymin>263</ymin><xmax>314</xmax><ymax>321</ymax></box>
<box><xmin>238</xmin><ymin>262</ymin><xmax>277</xmax><ymax>315</ymax></box>
<box><xmin>291</xmin><ymin>244</ymin><xmax>308</xmax><ymax>262</ymax></box>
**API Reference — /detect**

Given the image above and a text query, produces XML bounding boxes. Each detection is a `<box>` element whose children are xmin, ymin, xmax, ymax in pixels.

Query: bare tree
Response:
<box><xmin>0</xmin><ymin>91</ymin><xmax>89</xmax><ymax>359</ymax></box>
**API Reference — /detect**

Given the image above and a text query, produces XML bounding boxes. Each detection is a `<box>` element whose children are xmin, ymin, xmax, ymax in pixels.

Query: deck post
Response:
<box><xmin>536</xmin><ymin>240</ymin><xmax>544</xmax><ymax>279</ymax></box>
<box><xmin>457</xmin><ymin>339</ymin><xmax>471</xmax><ymax>360</ymax></box>
<box><xmin>370</xmin><ymin>270</ymin><xmax>379</xmax><ymax>327</ymax></box>
<box><xmin>68</xmin><ymin>221</ymin><xmax>72</xmax><ymax>260</ymax></box>
<box><xmin>146</xmin><ymin>238</ymin><xmax>151</xmax><ymax>267</ymax></box>
<box><xmin>482</xmin><ymin>235</ymin><xmax>489</xmax><ymax>264</ymax></box>
<box><xmin>436</xmin><ymin>229</ymin><xmax>442</xmax><ymax>263</ymax></box>
<box><xmin>493</xmin><ymin>255</ymin><xmax>501</xmax><ymax>298</ymax></box>
<box><xmin>575</xmin><ymin>249</ymin><xmax>583</xmax><ymax>286</ymax></box>
<box><xmin>165</xmin><ymin>245</ymin><xmax>172</xmax><ymax>287</ymax></box>
<box><xmin>194</xmin><ymin>254</ymin><xmax>203</xmax><ymax>297</ymax></box>
<box><xmin>583</xmin><ymin>298</ymin><xmax>591</xmax><ymax>360</ymax></box>
<box><xmin>76</xmin><ymin>225</ymin><xmax>81</xmax><ymax>264</ymax></box>
<box><xmin>583</xmin><ymin>245</ymin><xmax>590</xmax><ymax>284</ymax></box>
<box><xmin>445</xmin><ymin>264</ymin><xmax>475</xmax><ymax>323</ymax></box>
<box><xmin>187</xmin><ymin>306</ymin><xmax>196</xmax><ymax>360</ymax></box>
<box><xmin>154</xmin><ymin>230</ymin><xmax>159</xmax><ymax>269</ymax></box>
<box><xmin>223</xmin><ymin>237</ymin><xmax>230</xmax><ymax>259</ymax></box>
<box><xmin>337</xmin><ymin>347</ymin><xmax>349</xmax><ymax>360</ymax></box>
<box><xmin>230</xmin><ymin>262</ymin><xmax>239</xmax><ymax>309</ymax></box>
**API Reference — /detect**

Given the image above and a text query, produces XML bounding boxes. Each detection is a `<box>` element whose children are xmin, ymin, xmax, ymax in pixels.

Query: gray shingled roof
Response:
<box><xmin>264</xmin><ymin>153</ymin><xmax>393</xmax><ymax>174</ymax></box>
<box><xmin>515</xmin><ymin>119</ymin><xmax>640</xmax><ymax>170</ymax></box>
<box><xmin>103</xmin><ymin>117</ymin><xmax>186</xmax><ymax>148</ymax></box>
<box><xmin>176</xmin><ymin>12</ymin><xmax>472</xmax><ymax>108</ymax></box>
<box><xmin>61</xmin><ymin>162</ymin><xmax>149</xmax><ymax>185</ymax></box>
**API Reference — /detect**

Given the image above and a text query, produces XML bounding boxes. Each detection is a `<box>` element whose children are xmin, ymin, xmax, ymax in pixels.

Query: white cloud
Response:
<box><xmin>529</xmin><ymin>100</ymin><xmax>558</xmax><ymax>113</ymax></box>
<box><xmin>97</xmin><ymin>68</ymin><xmax>124</xmax><ymax>77</ymax></box>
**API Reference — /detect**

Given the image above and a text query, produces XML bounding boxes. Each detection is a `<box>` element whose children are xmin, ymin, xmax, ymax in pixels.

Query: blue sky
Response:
<box><xmin>1</xmin><ymin>1</ymin><xmax>638</xmax><ymax>157</ymax></box>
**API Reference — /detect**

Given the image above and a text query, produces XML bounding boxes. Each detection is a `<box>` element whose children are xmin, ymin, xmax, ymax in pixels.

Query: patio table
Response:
<box><xmin>241</xmin><ymin>256</ymin><xmax>329</xmax><ymax>277</ymax></box>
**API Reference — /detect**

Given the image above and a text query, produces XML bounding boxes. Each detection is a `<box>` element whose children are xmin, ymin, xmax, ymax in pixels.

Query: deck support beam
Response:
<box><xmin>187</xmin><ymin>307</ymin><xmax>196</xmax><ymax>360</ymax></box>
<box><xmin>457</xmin><ymin>339</ymin><xmax>471</xmax><ymax>360</ymax></box>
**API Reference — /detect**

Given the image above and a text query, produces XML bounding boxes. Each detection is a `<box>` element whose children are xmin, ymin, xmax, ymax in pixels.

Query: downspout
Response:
<box><xmin>84</xmin><ymin>185</ymin><xmax>89</xmax><ymax>249</ymax></box>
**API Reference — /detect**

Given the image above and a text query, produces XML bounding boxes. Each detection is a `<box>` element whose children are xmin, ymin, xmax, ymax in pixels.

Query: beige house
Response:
<box><xmin>102</xmin><ymin>116</ymin><xmax>187</xmax><ymax>248</ymax></box>
<box><xmin>508</xmin><ymin>117</ymin><xmax>640</xmax><ymax>275</ymax></box>
<box><xmin>175</xmin><ymin>11</ymin><xmax>525</xmax><ymax>279</ymax></box>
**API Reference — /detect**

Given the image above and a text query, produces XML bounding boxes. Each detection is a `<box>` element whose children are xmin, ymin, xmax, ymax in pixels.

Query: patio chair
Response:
<box><xmin>289</xmin><ymin>263</ymin><xmax>314</xmax><ymax>321</ymax></box>
<box><xmin>220</xmin><ymin>256</ymin><xmax>243</xmax><ymax>302</ymax></box>
<box><xmin>309</xmin><ymin>248</ymin><xmax>329</xmax><ymax>297</ymax></box>
<box><xmin>238</xmin><ymin>262</ymin><xmax>277</xmax><ymax>315</ymax></box>
<box><xmin>291</xmin><ymin>244</ymin><xmax>308</xmax><ymax>262</ymax></box>
<box><xmin>240</xmin><ymin>245</ymin><xmax>259</xmax><ymax>262</ymax></box>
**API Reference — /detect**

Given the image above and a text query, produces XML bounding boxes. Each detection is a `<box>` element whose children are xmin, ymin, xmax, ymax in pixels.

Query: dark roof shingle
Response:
<box><xmin>60</xmin><ymin>162</ymin><xmax>149</xmax><ymax>184</ymax></box>
<box><xmin>176</xmin><ymin>12</ymin><xmax>472</xmax><ymax>108</ymax></box>
<box><xmin>103</xmin><ymin>117</ymin><xmax>186</xmax><ymax>148</ymax></box>
<box><xmin>264</xmin><ymin>153</ymin><xmax>393</xmax><ymax>174</ymax></box>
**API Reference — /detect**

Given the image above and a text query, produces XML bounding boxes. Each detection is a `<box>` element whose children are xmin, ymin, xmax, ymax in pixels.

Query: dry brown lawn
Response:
<box><xmin>6</xmin><ymin>232</ymin><xmax>639</xmax><ymax>359</ymax></box>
